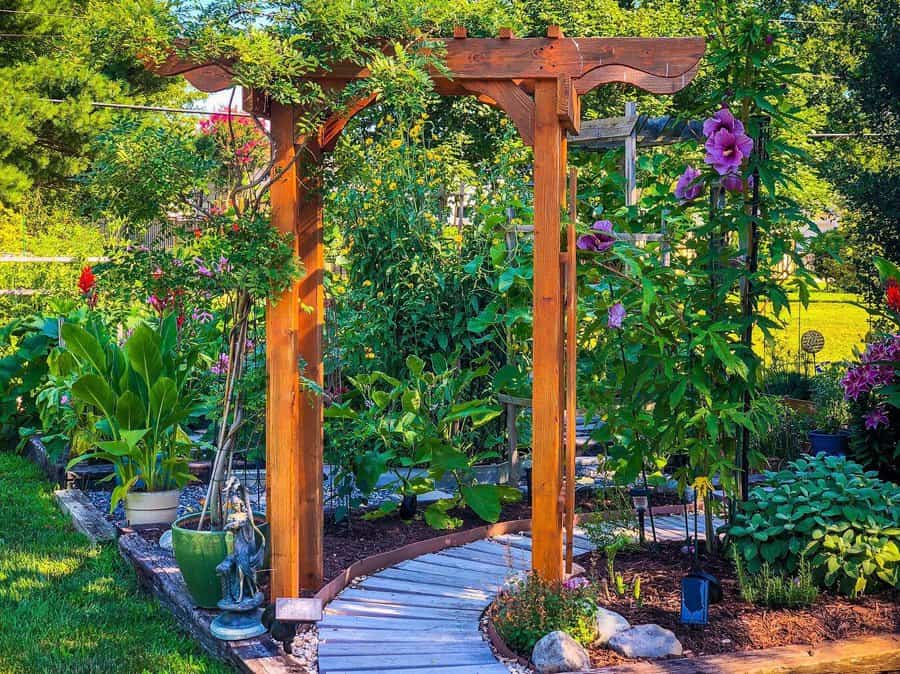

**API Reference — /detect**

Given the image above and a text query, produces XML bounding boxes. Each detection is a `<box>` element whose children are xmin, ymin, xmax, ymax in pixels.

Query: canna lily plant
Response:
<box><xmin>61</xmin><ymin>314</ymin><xmax>199</xmax><ymax>511</ymax></box>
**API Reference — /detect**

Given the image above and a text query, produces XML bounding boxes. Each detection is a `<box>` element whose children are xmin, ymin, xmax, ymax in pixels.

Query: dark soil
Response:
<box><xmin>322</xmin><ymin>500</ymin><xmax>532</xmax><ymax>582</ymax></box>
<box><xmin>577</xmin><ymin>542</ymin><xmax>899</xmax><ymax>666</ymax></box>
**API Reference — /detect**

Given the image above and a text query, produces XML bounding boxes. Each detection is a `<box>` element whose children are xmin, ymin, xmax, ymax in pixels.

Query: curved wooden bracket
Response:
<box><xmin>576</xmin><ymin>63</ymin><xmax>701</xmax><ymax>95</ymax></box>
<box><xmin>461</xmin><ymin>80</ymin><xmax>535</xmax><ymax>147</ymax></box>
<box><xmin>319</xmin><ymin>92</ymin><xmax>379</xmax><ymax>152</ymax></box>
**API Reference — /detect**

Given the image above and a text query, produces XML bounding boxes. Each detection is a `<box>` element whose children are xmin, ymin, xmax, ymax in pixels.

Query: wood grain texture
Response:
<box><xmin>583</xmin><ymin>633</ymin><xmax>900</xmax><ymax>674</ymax></box>
<box><xmin>54</xmin><ymin>488</ymin><xmax>117</xmax><ymax>545</ymax></box>
<box><xmin>460</xmin><ymin>80</ymin><xmax>535</xmax><ymax>146</ymax></box>
<box><xmin>564</xmin><ymin>168</ymin><xmax>578</xmax><ymax>575</ymax></box>
<box><xmin>152</xmin><ymin>38</ymin><xmax>704</xmax><ymax>94</ymax></box>
<box><xmin>266</xmin><ymin>102</ymin><xmax>303</xmax><ymax>600</ymax></box>
<box><xmin>296</xmin><ymin>135</ymin><xmax>326</xmax><ymax>593</ymax></box>
<box><xmin>531</xmin><ymin>78</ymin><xmax>565</xmax><ymax>582</ymax></box>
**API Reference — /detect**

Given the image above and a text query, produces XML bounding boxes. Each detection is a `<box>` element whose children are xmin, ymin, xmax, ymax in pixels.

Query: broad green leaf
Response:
<box><xmin>125</xmin><ymin>324</ymin><xmax>163</xmax><ymax>388</ymax></box>
<box><xmin>61</xmin><ymin>323</ymin><xmax>106</xmax><ymax>373</ymax></box>
<box><xmin>116</xmin><ymin>391</ymin><xmax>146</xmax><ymax>430</ymax></box>
<box><xmin>71</xmin><ymin>374</ymin><xmax>116</xmax><ymax>423</ymax></box>
<box><xmin>460</xmin><ymin>484</ymin><xmax>502</xmax><ymax>523</ymax></box>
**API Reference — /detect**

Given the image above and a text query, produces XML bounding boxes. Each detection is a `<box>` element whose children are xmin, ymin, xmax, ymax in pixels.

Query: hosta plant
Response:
<box><xmin>729</xmin><ymin>454</ymin><xmax>900</xmax><ymax>596</ymax></box>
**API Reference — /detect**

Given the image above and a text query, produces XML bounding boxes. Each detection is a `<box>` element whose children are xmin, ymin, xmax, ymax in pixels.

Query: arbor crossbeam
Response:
<box><xmin>151</xmin><ymin>27</ymin><xmax>703</xmax><ymax>598</ymax></box>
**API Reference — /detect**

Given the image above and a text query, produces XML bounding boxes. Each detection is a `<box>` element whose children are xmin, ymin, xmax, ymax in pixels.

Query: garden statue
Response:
<box><xmin>210</xmin><ymin>476</ymin><xmax>268</xmax><ymax>641</ymax></box>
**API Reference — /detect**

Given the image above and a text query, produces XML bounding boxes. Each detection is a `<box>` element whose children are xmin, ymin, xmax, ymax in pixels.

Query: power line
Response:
<box><xmin>0</xmin><ymin>8</ymin><xmax>86</xmax><ymax>20</ymax></box>
<box><xmin>41</xmin><ymin>98</ymin><xmax>252</xmax><ymax>118</ymax></box>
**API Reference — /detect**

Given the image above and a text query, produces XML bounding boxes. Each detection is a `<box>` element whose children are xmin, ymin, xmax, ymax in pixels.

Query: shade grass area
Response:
<box><xmin>0</xmin><ymin>452</ymin><xmax>232</xmax><ymax>674</ymax></box>
<box><xmin>757</xmin><ymin>291</ymin><xmax>871</xmax><ymax>366</ymax></box>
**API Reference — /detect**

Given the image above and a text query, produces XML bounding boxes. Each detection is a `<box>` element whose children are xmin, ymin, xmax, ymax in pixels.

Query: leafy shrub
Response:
<box><xmin>733</xmin><ymin>548</ymin><xmax>819</xmax><ymax>607</ymax></box>
<box><xmin>810</xmin><ymin>364</ymin><xmax>851</xmax><ymax>434</ymax></box>
<box><xmin>580</xmin><ymin>487</ymin><xmax>637</xmax><ymax>550</ymax></box>
<box><xmin>492</xmin><ymin>575</ymin><xmax>599</xmax><ymax>656</ymax></box>
<box><xmin>752</xmin><ymin>400</ymin><xmax>812</xmax><ymax>465</ymax></box>
<box><xmin>729</xmin><ymin>454</ymin><xmax>900</xmax><ymax>596</ymax></box>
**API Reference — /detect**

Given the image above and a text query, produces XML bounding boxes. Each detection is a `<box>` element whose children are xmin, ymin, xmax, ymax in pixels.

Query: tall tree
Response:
<box><xmin>0</xmin><ymin>0</ymin><xmax>184</xmax><ymax>207</ymax></box>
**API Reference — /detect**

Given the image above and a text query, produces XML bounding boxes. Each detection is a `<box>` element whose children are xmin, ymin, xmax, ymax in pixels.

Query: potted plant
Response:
<box><xmin>62</xmin><ymin>315</ymin><xmax>198</xmax><ymax>524</ymax></box>
<box><xmin>808</xmin><ymin>363</ymin><xmax>851</xmax><ymax>456</ymax></box>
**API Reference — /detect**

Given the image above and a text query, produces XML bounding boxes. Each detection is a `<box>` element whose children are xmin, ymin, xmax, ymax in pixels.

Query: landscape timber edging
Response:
<box><xmin>579</xmin><ymin>632</ymin><xmax>900</xmax><ymax>674</ymax></box>
<box><xmin>53</xmin><ymin>488</ymin><xmax>117</xmax><ymax>545</ymax></box>
<box><xmin>117</xmin><ymin>532</ymin><xmax>302</xmax><ymax>674</ymax></box>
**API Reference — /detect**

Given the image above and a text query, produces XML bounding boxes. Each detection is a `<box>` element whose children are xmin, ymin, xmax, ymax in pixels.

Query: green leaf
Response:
<box><xmin>460</xmin><ymin>484</ymin><xmax>502</xmax><ymax>523</ymax></box>
<box><xmin>424</xmin><ymin>499</ymin><xmax>463</xmax><ymax>529</ymax></box>
<box><xmin>148</xmin><ymin>377</ymin><xmax>178</xmax><ymax>434</ymax></box>
<box><xmin>71</xmin><ymin>374</ymin><xmax>116</xmax><ymax>423</ymax></box>
<box><xmin>116</xmin><ymin>391</ymin><xmax>146</xmax><ymax>430</ymax></box>
<box><xmin>125</xmin><ymin>324</ymin><xmax>163</xmax><ymax>388</ymax></box>
<box><xmin>61</xmin><ymin>323</ymin><xmax>106</xmax><ymax>373</ymax></box>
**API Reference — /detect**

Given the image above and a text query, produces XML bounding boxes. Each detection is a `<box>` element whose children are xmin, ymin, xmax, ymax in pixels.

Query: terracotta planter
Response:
<box><xmin>125</xmin><ymin>489</ymin><xmax>181</xmax><ymax>526</ymax></box>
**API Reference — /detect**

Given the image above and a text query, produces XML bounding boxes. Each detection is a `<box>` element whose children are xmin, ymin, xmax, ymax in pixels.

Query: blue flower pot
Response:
<box><xmin>808</xmin><ymin>431</ymin><xmax>849</xmax><ymax>457</ymax></box>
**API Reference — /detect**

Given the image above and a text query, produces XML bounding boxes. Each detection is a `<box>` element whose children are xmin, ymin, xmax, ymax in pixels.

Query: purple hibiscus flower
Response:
<box><xmin>674</xmin><ymin>165</ymin><xmax>704</xmax><ymax>203</ymax></box>
<box><xmin>721</xmin><ymin>173</ymin><xmax>745</xmax><ymax>193</ymax></box>
<box><xmin>608</xmin><ymin>302</ymin><xmax>626</xmax><ymax>329</ymax></box>
<box><xmin>702</xmin><ymin>107</ymin><xmax>745</xmax><ymax>138</ymax></box>
<box><xmin>864</xmin><ymin>406</ymin><xmax>889</xmax><ymax>431</ymax></box>
<box><xmin>576</xmin><ymin>220</ymin><xmax>616</xmax><ymax>253</ymax></box>
<box><xmin>705</xmin><ymin>128</ymin><xmax>754</xmax><ymax>175</ymax></box>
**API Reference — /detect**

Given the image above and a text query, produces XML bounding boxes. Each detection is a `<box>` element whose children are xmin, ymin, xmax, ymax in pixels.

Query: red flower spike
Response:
<box><xmin>78</xmin><ymin>266</ymin><xmax>95</xmax><ymax>295</ymax></box>
<box><xmin>886</xmin><ymin>278</ymin><xmax>900</xmax><ymax>312</ymax></box>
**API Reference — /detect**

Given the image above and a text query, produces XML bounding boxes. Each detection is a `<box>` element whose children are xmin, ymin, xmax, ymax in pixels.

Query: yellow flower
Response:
<box><xmin>416</xmin><ymin>177</ymin><xmax>424</xmax><ymax>185</ymax></box>
<box><xmin>390</xmin><ymin>138</ymin><xmax>403</xmax><ymax>149</ymax></box>
<box><xmin>692</xmin><ymin>476</ymin><xmax>715</xmax><ymax>500</ymax></box>
<box><xmin>376</xmin><ymin>291</ymin><xmax>384</xmax><ymax>299</ymax></box>
<box><xmin>374</xmin><ymin>178</ymin><xmax>382</xmax><ymax>186</ymax></box>
<box><xmin>389</xmin><ymin>182</ymin><xmax>397</xmax><ymax>190</ymax></box>
<box><xmin>365</xmin><ymin>137</ymin><xmax>373</xmax><ymax>146</ymax></box>
<box><xmin>362</xmin><ymin>280</ymin><xmax>372</xmax><ymax>287</ymax></box>
<box><xmin>410</xmin><ymin>125</ymin><xmax>422</xmax><ymax>137</ymax></box>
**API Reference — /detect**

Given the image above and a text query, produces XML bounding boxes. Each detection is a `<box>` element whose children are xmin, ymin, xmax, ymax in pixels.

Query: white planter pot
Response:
<box><xmin>125</xmin><ymin>489</ymin><xmax>181</xmax><ymax>526</ymax></box>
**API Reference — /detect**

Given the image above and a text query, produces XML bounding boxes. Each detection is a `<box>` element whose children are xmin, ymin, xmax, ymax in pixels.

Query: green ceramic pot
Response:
<box><xmin>171</xmin><ymin>513</ymin><xmax>269</xmax><ymax>609</ymax></box>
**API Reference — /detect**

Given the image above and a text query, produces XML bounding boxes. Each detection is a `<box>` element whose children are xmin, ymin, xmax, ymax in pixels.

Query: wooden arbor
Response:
<box><xmin>156</xmin><ymin>29</ymin><xmax>704</xmax><ymax>599</ymax></box>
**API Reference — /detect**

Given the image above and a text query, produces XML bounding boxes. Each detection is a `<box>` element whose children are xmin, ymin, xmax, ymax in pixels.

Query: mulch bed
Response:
<box><xmin>577</xmin><ymin>542</ymin><xmax>899</xmax><ymax>667</ymax></box>
<box><xmin>322</xmin><ymin>500</ymin><xmax>533</xmax><ymax>581</ymax></box>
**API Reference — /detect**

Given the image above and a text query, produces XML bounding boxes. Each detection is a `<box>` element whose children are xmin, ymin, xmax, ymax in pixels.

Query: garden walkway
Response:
<box><xmin>316</xmin><ymin>515</ymin><xmax>721</xmax><ymax>674</ymax></box>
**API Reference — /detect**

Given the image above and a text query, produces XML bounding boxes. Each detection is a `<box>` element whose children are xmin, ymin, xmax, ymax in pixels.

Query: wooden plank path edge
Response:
<box><xmin>318</xmin><ymin>530</ymin><xmax>600</xmax><ymax>674</ymax></box>
<box><xmin>583</xmin><ymin>632</ymin><xmax>900</xmax><ymax>674</ymax></box>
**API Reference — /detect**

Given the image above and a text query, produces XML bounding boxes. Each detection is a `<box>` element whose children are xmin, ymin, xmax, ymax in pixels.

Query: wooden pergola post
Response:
<box><xmin>152</xmin><ymin>32</ymin><xmax>703</xmax><ymax>595</ymax></box>
<box><xmin>531</xmin><ymin>79</ymin><xmax>566</xmax><ymax>581</ymax></box>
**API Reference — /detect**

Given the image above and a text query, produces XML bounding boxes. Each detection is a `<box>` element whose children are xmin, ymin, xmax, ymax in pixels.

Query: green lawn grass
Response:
<box><xmin>0</xmin><ymin>452</ymin><xmax>233</xmax><ymax>674</ymax></box>
<box><xmin>757</xmin><ymin>291</ymin><xmax>872</xmax><ymax>366</ymax></box>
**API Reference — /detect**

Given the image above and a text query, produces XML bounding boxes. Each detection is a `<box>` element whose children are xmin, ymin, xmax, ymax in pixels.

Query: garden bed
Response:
<box><xmin>576</xmin><ymin>542</ymin><xmax>898</xmax><ymax>668</ymax></box>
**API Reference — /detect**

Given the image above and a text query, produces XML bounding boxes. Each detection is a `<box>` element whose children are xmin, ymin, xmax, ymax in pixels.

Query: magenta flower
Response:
<box><xmin>608</xmin><ymin>302</ymin><xmax>626</xmax><ymax>329</ymax></box>
<box><xmin>562</xmin><ymin>576</ymin><xmax>590</xmax><ymax>590</ymax></box>
<box><xmin>864</xmin><ymin>407</ymin><xmax>889</xmax><ymax>430</ymax></box>
<box><xmin>214</xmin><ymin>256</ymin><xmax>232</xmax><ymax>274</ymax></box>
<box><xmin>721</xmin><ymin>173</ymin><xmax>745</xmax><ymax>193</ymax></box>
<box><xmin>60</xmin><ymin>394</ymin><xmax>70</xmax><ymax>406</ymax></box>
<box><xmin>674</xmin><ymin>165</ymin><xmax>704</xmax><ymax>203</ymax></box>
<box><xmin>210</xmin><ymin>353</ymin><xmax>230</xmax><ymax>375</ymax></box>
<box><xmin>841</xmin><ymin>335</ymin><xmax>899</xmax><ymax>399</ymax></box>
<box><xmin>703</xmin><ymin>107</ymin><xmax>745</xmax><ymax>138</ymax></box>
<box><xmin>705</xmin><ymin>128</ymin><xmax>754</xmax><ymax>175</ymax></box>
<box><xmin>577</xmin><ymin>220</ymin><xmax>615</xmax><ymax>252</ymax></box>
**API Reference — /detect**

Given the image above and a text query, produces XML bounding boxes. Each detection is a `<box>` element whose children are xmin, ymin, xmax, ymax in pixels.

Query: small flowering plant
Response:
<box><xmin>842</xmin><ymin>258</ymin><xmax>900</xmax><ymax>479</ymax></box>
